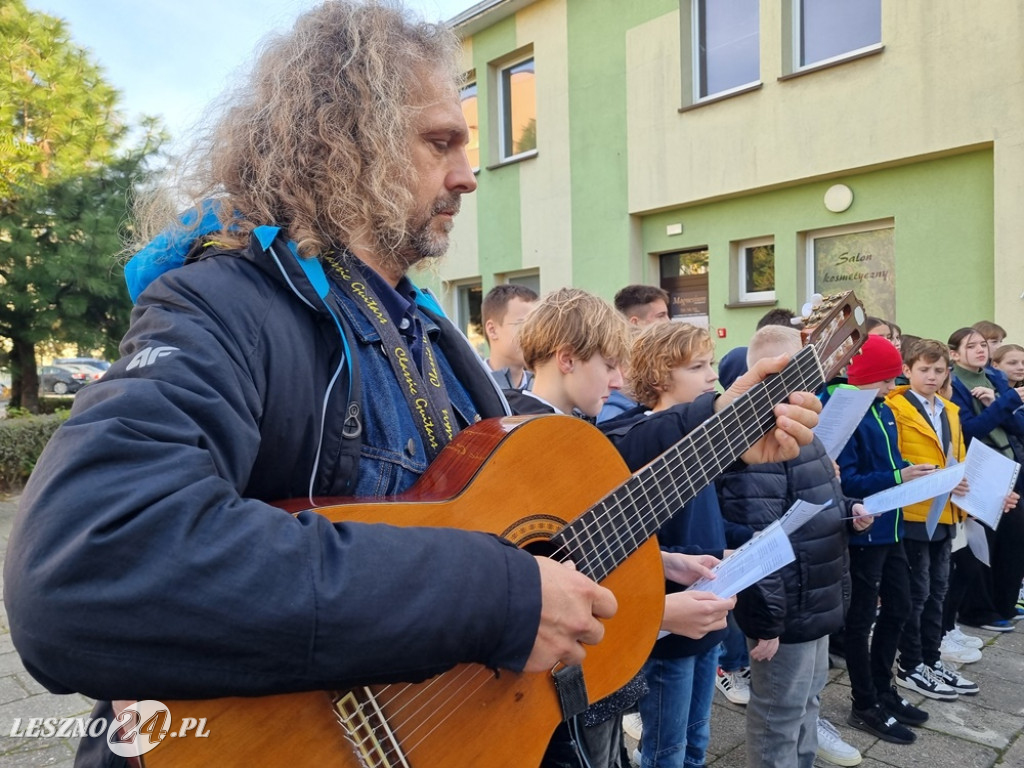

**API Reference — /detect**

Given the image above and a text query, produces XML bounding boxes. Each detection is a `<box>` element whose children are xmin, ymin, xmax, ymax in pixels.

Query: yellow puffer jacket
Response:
<box><xmin>885</xmin><ymin>386</ymin><xmax>966</xmax><ymax>525</ymax></box>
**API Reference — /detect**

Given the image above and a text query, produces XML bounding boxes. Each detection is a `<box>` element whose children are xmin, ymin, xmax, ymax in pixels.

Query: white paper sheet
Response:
<box><xmin>861</xmin><ymin>463</ymin><xmax>965</xmax><ymax>516</ymax></box>
<box><xmin>687</xmin><ymin>520</ymin><xmax>795</xmax><ymax>599</ymax></box>
<box><xmin>814</xmin><ymin>387</ymin><xmax>879</xmax><ymax>460</ymax></box>
<box><xmin>965</xmin><ymin>517</ymin><xmax>990</xmax><ymax>566</ymax></box>
<box><xmin>952</xmin><ymin>439</ymin><xmax>1021</xmax><ymax>530</ymax></box>
<box><xmin>778</xmin><ymin>499</ymin><xmax>832</xmax><ymax>536</ymax></box>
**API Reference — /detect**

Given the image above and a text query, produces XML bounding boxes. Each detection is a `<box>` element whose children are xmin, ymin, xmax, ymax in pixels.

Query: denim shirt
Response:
<box><xmin>331</xmin><ymin>282</ymin><xmax>481</xmax><ymax>497</ymax></box>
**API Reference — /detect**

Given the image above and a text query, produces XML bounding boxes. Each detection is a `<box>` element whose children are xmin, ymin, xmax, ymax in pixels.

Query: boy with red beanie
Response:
<box><xmin>826</xmin><ymin>335</ymin><xmax>937</xmax><ymax>745</ymax></box>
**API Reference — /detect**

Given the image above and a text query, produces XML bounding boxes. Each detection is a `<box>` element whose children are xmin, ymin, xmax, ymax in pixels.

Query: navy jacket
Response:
<box><xmin>4</xmin><ymin>230</ymin><xmax>542</xmax><ymax>705</ymax></box>
<box><xmin>950</xmin><ymin>370</ymin><xmax>1024</xmax><ymax>444</ymax></box>
<box><xmin>825</xmin><ymin>382</ymin><xmax>908</xmax><ymax>546</ymax></box>
<box><xmin>716</xmin><ymin>438</ymin><xmax>852</xmax><ymax>644</ymax></box>
<box><xmin>599</xmin><ymin>396</ymin><xmax>737</xmax><ymax>659</ymax></box>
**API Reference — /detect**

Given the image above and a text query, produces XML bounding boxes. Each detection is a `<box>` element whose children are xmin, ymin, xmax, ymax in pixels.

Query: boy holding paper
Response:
<box><xmin>831</xmin><ymin>334</ymin><xmax>936</xmax><ymax>743</ymax></box>
<box><xmin>599</xmin><ymin>320</ymin><xmax>750</xmax><ymax>768</ymax></box>
<box><xmin>716</xmin><ymin>326</ymin><xmax>872</xmax><ymax>768</ymax></box>
<box><xmin>886</xmin><ymin>339</ymin><xmax>976</xmax><ymax>699</ymax></box>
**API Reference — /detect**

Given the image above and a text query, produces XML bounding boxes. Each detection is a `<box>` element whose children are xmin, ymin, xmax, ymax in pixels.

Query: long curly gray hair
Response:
<box><xmin>134</xmin><ymin>0</ymin><xmax>462</xmax><ymax>259</ymax></box>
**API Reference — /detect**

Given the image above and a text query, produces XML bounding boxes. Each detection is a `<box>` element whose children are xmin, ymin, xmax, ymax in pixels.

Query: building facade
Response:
<box><xmin>425</xmin><ymin>0</ymin><xmax>1024</xmax><ymax>354</ymax></box>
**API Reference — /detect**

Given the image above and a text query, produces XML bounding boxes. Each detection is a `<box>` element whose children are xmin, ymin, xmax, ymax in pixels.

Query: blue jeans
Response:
<box><xmin>636</xmin><ymin>647</ymin><xmax>717</xmax><ymax>768</ymax></box>
<box><xmin>746</xmin><ymin>636</ymin><xmax>829</xmax><ymax>768</ymax></box>
<box><xmin>718</xmin><ymin>613</ymin><xmax>749</xmax><ymax>671</ymax></box>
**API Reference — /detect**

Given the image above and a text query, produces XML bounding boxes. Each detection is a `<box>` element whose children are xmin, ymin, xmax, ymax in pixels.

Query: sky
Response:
<box><xmin>25</xmin><ymin>0</ymin><xmax>477</xmax><ymax>151</ymax></box>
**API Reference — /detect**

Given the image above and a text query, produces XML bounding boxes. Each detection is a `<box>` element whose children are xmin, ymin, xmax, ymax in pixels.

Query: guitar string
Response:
<box><xmin>557</xmin><ymin>348</ymin><xmax>819</xmax><ymax>581</ymax></box>
<box><xmin>338</xmin><ymin>345</ymin><xmax>826</xmax><ymax>760</ymax></box>
<box><xmin>347</xmin><ymin>347</ymin><xmax>823</xmax><ymax>763</ymax></box>
<box><xmin>337</xmin><ymin>347</ymin><xmax>823</xmax><ymax>760</ymax></box>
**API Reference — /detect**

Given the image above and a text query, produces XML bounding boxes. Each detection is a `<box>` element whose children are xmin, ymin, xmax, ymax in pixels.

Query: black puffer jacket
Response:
<box><xmin>715</xmin><ymin>438</ymin><xmax>852</xmax><ymax>644</ymax></box>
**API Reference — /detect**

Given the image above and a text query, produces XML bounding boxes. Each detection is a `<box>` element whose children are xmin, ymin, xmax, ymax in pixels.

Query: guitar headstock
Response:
<box><xmin>799</xmin><ymin>291</ymin><xmax>868</xmax><ymax>382</ymax></box>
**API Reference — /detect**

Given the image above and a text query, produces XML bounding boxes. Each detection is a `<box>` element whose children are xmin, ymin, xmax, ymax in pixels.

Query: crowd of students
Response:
<box><xmin>480</xmin><ymin>285</ymin><xmax>1024</xmax><ymax>768</ymax></box>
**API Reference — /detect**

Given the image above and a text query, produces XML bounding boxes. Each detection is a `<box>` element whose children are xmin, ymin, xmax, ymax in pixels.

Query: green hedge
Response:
<box><xmin>0</xmin><ymin>412</ymin><xmax>69</xmax><ymax>491</ymax></box>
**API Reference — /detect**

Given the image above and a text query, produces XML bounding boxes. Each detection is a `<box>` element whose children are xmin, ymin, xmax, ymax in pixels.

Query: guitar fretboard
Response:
<box><xmin>550</xmin><ymin>344</ymin><xmax>824</xmax><ymax>583</ymax></box>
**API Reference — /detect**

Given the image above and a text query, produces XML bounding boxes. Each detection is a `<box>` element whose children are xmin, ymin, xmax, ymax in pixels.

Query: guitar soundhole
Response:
<box><xmin>499</xmin><ymin>514</ymin><xmax>568</xmax><ymax>549</ymax></box>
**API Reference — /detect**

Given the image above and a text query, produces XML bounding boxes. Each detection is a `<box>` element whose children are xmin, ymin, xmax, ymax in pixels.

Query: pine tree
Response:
<box><xmin>0</xmin><ymin>0</ymin><xmax>163</xmax><ymax>411</ymax></box>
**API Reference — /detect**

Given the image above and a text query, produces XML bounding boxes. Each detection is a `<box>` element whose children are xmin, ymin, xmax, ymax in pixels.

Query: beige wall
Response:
<box><xmin>445</xmin><ymin>0</ymin><xmax>573</xmax><ymax>296</ymax></box>
<box><xmin>626</xmin><ymin>0</ymin><xmax>1024</xmax><ymax>336</ymax></box>
<box><xmin>515</xmin><ymin>0</ymin><xmax>573</xmax><ymax>293</ymax></box>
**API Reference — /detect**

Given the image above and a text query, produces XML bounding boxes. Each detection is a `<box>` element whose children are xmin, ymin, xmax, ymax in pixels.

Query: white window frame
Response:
<box><xmin>735</xmin><ymin>236</ymin><xmax>776</xmax><ymax>303</ymax></box>
<box><xmin>790</xmin><ymin>0</ymin><xmax>882</xmax><ymax>73</ymax></box>
<box><xmin>691</xmin><ymin>0</ymin><xmax>761</xmax><ymax>103</ymax></box>
<box><xmin>496</xmin><ymin>54</ymin><xmax>537</xmax><ymax>164</ymax></box>
<box><xmin>460</xmin><ymin>78</ymin><xmax>480</xmax><ymax>172</ymax></box>
<box><xmin>495</xmin><ymin>270</ymin><xmax>541</xmax><ymax>297</ymax></box>
<box><xmin>803</xmin><ymin>218</ymin><xmax>895</xmax><ymax>316</ymax></box>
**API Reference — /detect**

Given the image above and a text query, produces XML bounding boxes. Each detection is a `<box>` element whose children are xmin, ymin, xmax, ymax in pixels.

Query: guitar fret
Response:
<box><xmin>552</xmin><ymin>345</ymin><xmax>829</xmax><ymax>580</ymax></box>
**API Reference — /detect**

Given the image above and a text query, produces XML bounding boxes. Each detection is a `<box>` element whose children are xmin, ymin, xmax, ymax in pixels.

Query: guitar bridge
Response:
<box><xmin>333</xmin><ymin>689</ymin><xmax>411</xmax><ymax>768</ymax></box>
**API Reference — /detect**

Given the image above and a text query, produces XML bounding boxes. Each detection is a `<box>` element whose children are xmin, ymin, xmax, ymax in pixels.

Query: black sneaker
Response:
<box><xmin>931</xmin><ymin>660</ymin><xmax>979</xmax><ymax>695</ymax></box>
<box><xmin>847</xmin><ymin>704</ymin><xmax>916</xmax><ymax>744</ymax></box>
<box><xmin>879</xmin><ymin>686</ymin><xmax>929</xmax><ymax>726</ymax></box>
<box><xmin>895</xmin><ymin>662</ymin><xmax>958</xmax><ymax>701</ymax></box>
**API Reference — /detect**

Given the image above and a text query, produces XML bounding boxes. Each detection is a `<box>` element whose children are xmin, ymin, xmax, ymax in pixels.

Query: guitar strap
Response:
<box><xmin>552</xmin><ymin>665</ymin><xmax>590</xmax><ymax>721</ymax></box>
<box><xmin>326</xmin><ymin>253</ymin><xmax>457</xmax><ymax>462</ymax></box>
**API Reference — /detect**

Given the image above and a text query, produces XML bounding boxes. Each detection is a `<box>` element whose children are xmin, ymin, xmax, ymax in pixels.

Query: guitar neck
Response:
<box><xmin>550</xmin><ymin>344</ymin><xmax>824</xmax><ymax>583</ymax></box>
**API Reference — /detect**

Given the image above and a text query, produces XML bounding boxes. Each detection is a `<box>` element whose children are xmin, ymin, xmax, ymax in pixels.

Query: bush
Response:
<box><xmin>0</xmin><ymin>412</ymin><xmax>69</xmax><ymax>491</ymax></box>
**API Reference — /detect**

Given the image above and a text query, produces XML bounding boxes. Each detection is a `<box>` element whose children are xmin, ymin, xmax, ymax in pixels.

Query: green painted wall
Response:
<box><xmin>565</xmin><ymin>0</ymin><xmax>675</xmax><ymax>295</ymax></box>
<box><xmin>468</xmin><ymin>16</ymin><xmax>523</xmax><ymax>287</ymax></box>
<box><xmin>640</xmin><ymin>149</ymin><xmax>994</xmax><ymax>355</ymax></box>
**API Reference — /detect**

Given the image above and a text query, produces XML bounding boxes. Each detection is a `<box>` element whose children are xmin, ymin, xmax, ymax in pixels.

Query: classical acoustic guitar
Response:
<box><xmin>134</xmin><ymin>292</ymin><xmax>866</xmax><ymax>768</ymax></box>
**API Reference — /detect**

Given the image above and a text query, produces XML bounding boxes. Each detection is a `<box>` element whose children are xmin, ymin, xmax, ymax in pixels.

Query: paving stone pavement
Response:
<box><xmin>0</xmin><ymin>492</ymin><xmax>1022</xmax><ymax>766</ymax></box>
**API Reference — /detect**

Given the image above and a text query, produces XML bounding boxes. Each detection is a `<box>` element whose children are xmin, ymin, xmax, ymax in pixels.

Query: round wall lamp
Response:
<box><xmin>824</xmin><ymin>184</ymin><xmax>854</xmax><ymax>213</ymax></box>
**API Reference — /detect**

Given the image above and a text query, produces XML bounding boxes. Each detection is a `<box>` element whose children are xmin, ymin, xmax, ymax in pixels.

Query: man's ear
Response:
<box><xmin>485</xmin><ymin>318</ymin><xmax>499</xmax><ymax>340</ymax></box>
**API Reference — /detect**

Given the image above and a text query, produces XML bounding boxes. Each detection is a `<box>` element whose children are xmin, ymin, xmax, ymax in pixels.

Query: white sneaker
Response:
<box><xmin>940</xmin><ymin>634</ymin><xmax>983</xmax><ymax>664</ymax></box>
<box><xmin>631</xmin><ymin>748</ymin><xmax>642</xmax><ymax>767</ymax></box>
<box><xmin>947</xmin><ymin>625</ymin><xmax>984</xmax><ymax>649</ymax></box>
<box><xmin>816</xmin><ymin>717</ymin><xmax>862</xmax><ymax>766</ymax></box>
<box><xmin>622</xmin><ymin>712</ymin><xmax>642</xmax><ymax>741</ymax></box>
<box><xmin>715</xmin><ymin>666</ymin><xmax>750</xmax><ymax>705</ymax></box>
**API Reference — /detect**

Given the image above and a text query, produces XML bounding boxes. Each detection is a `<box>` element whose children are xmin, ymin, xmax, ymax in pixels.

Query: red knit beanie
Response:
<box><xmin>846</xmin><ymin>334</ymin><xmax>904</xmax><ymax>385</ymax></box>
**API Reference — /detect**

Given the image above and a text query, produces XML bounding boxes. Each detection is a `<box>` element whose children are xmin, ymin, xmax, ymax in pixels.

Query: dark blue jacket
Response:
<box><xmin>825</xmin><ymin>382</ymin><xmax>908</xmax><ymax>546</ymax></box>
<box><xmin>599</xmin><ymin>396</ymin><xmax>739</xmax><ymax>659</ymax></box>
<box><xmin>716</xmin><ymin>438</ymin><xmax>852</xmax><ymax>643</ymax></box>
<box><xmin>4</xmin><ymin>230</ymin><xmax>541</xmax><ymax>707</ymax></box>
<box><xmin>950</xmin><ymin>369</ymin><xmax>1024</xmax><ymax>447</ymax></box>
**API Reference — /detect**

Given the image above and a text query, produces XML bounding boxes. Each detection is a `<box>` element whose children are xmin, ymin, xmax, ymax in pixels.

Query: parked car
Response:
<box><xmin>54</xmin><ymin>357</ymin><xmax>110</xmax><ymax>372</ymax></box>
<box><xmin>38</xmin><ymin>366</ymin><xmax>88</xmax><ymax>395</ymax></box>
<box><xmin>57</xmin><ymin>363</ymin><xmax>103</xmax><ymax>382</ymax></box>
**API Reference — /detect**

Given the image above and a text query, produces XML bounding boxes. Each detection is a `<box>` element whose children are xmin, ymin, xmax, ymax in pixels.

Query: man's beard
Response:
<box><xmin>408</xmin><ymin>195</ymin><xmax>460</xmax><ymax>260</ymax></box>
<box><xmin>377</xmin><ymin>194</ymin><xmax>461</xmax><ymax>276</ymax></box>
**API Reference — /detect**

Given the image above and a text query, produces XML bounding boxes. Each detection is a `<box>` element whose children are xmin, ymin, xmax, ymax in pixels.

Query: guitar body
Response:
<box><xmin>146</xmin><ymin>415</ymin><xmax>666</xmax><ymax>768</ymax></box>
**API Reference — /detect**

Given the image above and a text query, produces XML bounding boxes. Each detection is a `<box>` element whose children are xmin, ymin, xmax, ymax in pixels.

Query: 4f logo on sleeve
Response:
<box><xmin>126</xmin><ymin>346</ymin><xmax>179</xmax><ymax>370</ymax></box>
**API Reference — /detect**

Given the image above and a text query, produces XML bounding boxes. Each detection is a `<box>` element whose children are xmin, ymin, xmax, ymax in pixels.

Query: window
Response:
<box><xmin>498</xmin><ymin>56</ymin><xmax>537</xmax><ymax>161</ymax></box>
<box><xmin>736</xmin><ymin>238</ymin><xmax>775</xmax><ymax>302</ymax></box>
<box><xmin>498</xmin><ymin>271</ymin><xmax>540</xmax><ymax>297</ymax></box>
<box><xmin>460</xmin><ymin>81</ymin><xmax>480</xmax><ymax>171</ymax></box>
<box><xmin>455</xmin><ymin>282</ymin><xmax>485</xmax><ymax>355</ymax></box>
<box><xmin>660</xmin><ymin>249</ymin><xmax>710</xmax><ymax>327</ymax></box>
<box><xmin>694</xmin><ymin>0</ymin><xmax>759</xmax><ymax>99</ymax></box>
<box><xmin>796</xmin><ymin>0</ymin><xmax>881</xmax><ymax>68</ymax></box>
<box><xmin>806</xmin><ymin>221</ymin><xmax>894</xmax><ymax>321</ymax></box>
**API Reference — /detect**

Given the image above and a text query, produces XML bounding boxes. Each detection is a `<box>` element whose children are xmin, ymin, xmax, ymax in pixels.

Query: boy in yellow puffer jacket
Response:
<box><xmin>885</xmin><ymin>339</ymin><xmax>976</xmax><ymax>701</ymax></box>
